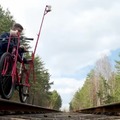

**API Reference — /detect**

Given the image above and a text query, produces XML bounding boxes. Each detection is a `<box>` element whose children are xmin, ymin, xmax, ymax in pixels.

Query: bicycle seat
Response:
<box><xmin>23</xmin><ymin>58</ymin><xmax>33</xmax><ymax>64</ymax></box>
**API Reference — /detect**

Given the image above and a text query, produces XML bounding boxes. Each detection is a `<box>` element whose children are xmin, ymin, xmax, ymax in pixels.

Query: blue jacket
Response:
<box><xmin>0</xmin><ymin>32</ymin><xmax>10</xmax><ymax>39</ymax></box>
<box><xmin>0</xmin><ymin>32</ymin><xmax>23</xmax><ymax>58</ymax></box>
<box><xmin>0</xmin><ymin>32</ymin><xmax>15</xmax><ymax>55</ymax></box>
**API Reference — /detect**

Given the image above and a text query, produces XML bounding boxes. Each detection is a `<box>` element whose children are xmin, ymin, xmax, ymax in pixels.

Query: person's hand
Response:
<box><xmin>10</xmin><ymin>29</ymin><xmax>19</xmax><ymax>36</ymax></box>
<box><xmin>20</xmin><ymin>45</ymin><xmax>27</xmax><ymax>52</ymax></box>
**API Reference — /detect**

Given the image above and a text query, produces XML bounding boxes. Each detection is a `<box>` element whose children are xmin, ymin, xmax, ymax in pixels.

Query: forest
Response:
<box><xmin>70</xmin><ymin>54</ymin><xmax>120</xmax><ymax>111</ymax></box>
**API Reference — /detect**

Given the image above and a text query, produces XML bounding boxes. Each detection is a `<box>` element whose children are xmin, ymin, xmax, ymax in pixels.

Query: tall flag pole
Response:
<box><xmin>33</xmin><ymin>5</ymin><xmax>51</xmax><ymax>56</ymax></box>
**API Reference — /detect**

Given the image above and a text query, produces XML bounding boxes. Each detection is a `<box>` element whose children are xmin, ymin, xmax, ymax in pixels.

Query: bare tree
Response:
<box><xmin>94</xmin><ymin>55</ymin><xmax>113</xmax><ymax>105</ymax></box>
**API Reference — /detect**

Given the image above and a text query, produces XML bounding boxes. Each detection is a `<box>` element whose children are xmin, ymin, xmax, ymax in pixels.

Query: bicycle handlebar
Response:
<box><xmin>23</xmin><ymin>37</ymin><xmax>34</xmax><ymax>41</ymax></box>
<box><xmin>0</xmin><ymin>36</ymin><xmax>34</xmax><ymax>41</ymax></box>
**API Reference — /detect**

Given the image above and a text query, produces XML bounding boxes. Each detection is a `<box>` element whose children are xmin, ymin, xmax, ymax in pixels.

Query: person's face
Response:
<box><xmin>15</xmin><ymin>27</ymin><xmax>23</xmax><ymax>34</ymax></box>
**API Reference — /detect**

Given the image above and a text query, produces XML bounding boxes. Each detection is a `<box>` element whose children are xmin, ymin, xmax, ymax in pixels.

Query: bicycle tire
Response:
<box><xmin>19</xmin><ymin>70</ymin><xmax>29</xmax><ymax>103</ymax></box>
<box><xmin>0</xmin><ymin>52</ymin><xmax>14</xmax><ymax>99</ymax></box>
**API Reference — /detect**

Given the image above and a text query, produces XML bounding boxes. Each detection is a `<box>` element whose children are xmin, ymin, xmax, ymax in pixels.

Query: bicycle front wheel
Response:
<box><xmin>19</xmin><ymin>70</ymin><xmax>29</xmax><ymax>103</ymax></box>
<box><xmin>0</xmin><ymin>52</ymin><xmax>14</xmax><ymax>99</ymax></box>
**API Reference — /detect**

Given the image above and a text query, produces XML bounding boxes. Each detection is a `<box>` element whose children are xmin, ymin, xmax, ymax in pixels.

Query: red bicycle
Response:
<box><xmin>0</xmin><ymin>5</ymin><xmax>51</xmax><ymax>103</ymax></box>
<box><xmin>0</xmin><ymin>36</ymin><xmax>34</xmax><ymax>103</ymax></box>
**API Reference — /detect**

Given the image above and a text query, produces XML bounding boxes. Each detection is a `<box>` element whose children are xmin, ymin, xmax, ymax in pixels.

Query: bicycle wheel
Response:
<box><xmin>0</xmin><ymin>52</ymin><xmax>14</xmax><ymax>99</ymax></box>
<box><xmin>19</xmin><ymin>70</ymin><xmax>29</xmax><ymax>103</ymax></box>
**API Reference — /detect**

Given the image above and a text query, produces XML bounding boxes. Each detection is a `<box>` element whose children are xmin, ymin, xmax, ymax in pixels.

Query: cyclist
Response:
<box><xmin>0</xmin><ymin>23</ymin><xmax>28</xmax><ymax>63</ymax></box>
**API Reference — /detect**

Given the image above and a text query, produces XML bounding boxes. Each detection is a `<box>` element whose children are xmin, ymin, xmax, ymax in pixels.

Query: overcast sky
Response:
<box><xmin>1</xmin><ymin>0</ymin><xmax>120</xmax><ymax>110</ymax></box>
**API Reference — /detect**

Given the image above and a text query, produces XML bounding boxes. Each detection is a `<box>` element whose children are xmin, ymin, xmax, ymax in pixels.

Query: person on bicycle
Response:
<box><xmin>0</xmin><ymin>23</ymin><xmax>28</xmax><ymax>63</ymax></box>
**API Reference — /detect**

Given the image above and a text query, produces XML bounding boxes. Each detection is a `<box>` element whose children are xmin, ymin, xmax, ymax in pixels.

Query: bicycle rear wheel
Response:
<box><xmin>0</xmin><ymin>52</ymin><xmax>14</xmax><ymax>99</ymax></box>
<box><xmin>19</xmin><ymin>70</ymin><xmax>29</xmax><ymax>103</ymax></box>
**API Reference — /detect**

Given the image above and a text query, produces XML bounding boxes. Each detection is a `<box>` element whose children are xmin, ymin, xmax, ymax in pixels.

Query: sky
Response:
<box><xmin>1</xmin><ymin>0</ymin><xmax>120</xmax><ymax>110</ymax></box>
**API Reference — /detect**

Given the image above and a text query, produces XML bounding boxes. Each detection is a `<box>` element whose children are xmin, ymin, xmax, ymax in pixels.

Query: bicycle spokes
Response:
<box><xmin>2</xmin><ymin>57</ymin><xmax>9</xmax><ymax>76</ymax></box>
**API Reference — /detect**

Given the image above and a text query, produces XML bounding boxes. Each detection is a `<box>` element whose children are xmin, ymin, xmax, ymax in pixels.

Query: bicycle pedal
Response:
<box><xmin>23</xmin><ymin>93</ymin><xmax>29</xmax><ymax>96</ymax></box>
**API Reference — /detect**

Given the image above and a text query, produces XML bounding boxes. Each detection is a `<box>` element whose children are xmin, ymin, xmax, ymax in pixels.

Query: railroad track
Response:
<box><xmin>0</xmin><ymin>98</ymin><xmax>60</xmax><ymax>115</ymax></box>
<box><xmin>1</xmin><ymin>99</ymin><xmax>120</xmax><ymax>119</ymax></box>
<box><xmin>1</xmin><ymin>112</ymin><xmax>120</xmax><ymax>119</ymax></box>
<box><xmin>76</xmin><ymin>102</ymin><xmax>120</xmax><ymax>115</ymax></box>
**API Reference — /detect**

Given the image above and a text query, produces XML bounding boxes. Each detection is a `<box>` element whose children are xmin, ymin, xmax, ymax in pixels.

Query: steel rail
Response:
<box><xmin>76</xmin><ymin>102</ymin><xmax>120</xmax><ymax>115</ymax></box>
<box><xmin>0</xmin><ymin>98</ymin><xmax>61</xmax><ymax>115</ymax></box>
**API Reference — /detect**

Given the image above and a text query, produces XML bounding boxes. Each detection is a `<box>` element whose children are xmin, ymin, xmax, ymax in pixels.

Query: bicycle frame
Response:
<box><xmin>6</xmin><ymin>35</ymin><xmax>33</xmax><ymax>88</ymax></box>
